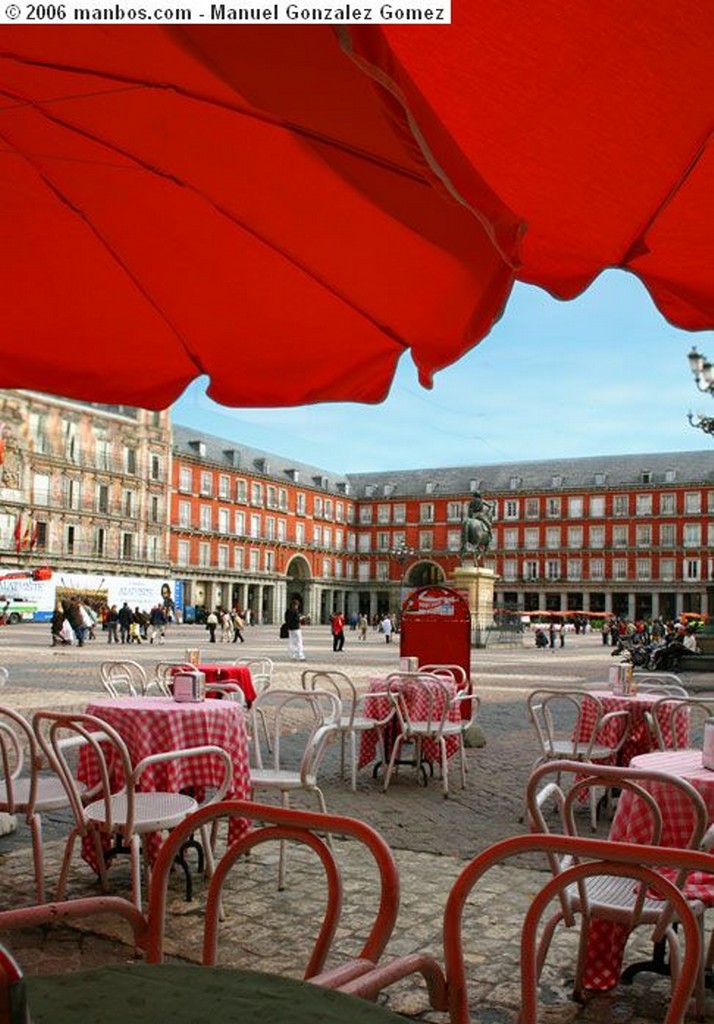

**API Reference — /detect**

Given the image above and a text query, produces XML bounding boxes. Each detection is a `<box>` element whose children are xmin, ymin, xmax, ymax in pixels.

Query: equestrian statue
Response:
<box><xmin>460</xmin><ymin>492</ymin><xmax>495</xmax><ymax>563</ymax></box>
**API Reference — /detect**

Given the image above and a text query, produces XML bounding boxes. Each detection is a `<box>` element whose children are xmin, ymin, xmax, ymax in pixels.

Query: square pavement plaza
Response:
<box><xmin>0</xmin><ymin>623</ymin><xmax>711</xmax><ymax>1023</ymax></box>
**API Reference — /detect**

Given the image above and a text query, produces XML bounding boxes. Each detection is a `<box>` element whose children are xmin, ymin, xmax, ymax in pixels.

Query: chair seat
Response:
<box><xmin>548</xmin><ymin>741</ymin><xmax>614</xmax><ymax>761</ymax></box>
<box><xmin>0</xmin><ymin>775</ymin><xmax>77</xmax><ymax>814</ymax></box>
<box><xmin>568</xmin><ymin>874</ymin><xmax>703</xmax><ymax>920</ymax></box>
<box><xmin>342</xmin><ymin>715</ymin><xmax>381</xmax><ymax>733</ymax></box>
<box><xmin>250</xmin><ymin>769</ymin><xmax>317</xmax><ymax>792</ymax></box>
<box><xmin>85</xmin><ymin>791</ymin><xmax>197</xmax><ymax>833</ymax></box>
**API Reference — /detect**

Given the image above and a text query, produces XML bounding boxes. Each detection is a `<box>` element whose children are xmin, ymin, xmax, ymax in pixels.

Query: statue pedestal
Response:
<box><xmin>452</xmin><ymin>565</ymin><xmax>497</xmax><ymax>649</ymax></box>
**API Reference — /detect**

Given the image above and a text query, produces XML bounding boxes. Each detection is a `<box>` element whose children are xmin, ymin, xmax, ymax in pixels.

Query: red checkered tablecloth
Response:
<box><xmin>582</xmin><ymin>748</ymin><xmax>714</xmax><ymax>991</ymax></box>
<box><xmin>358</xmin><ymin>676</ymin><xmax>461</xmax><ymax>770</ymax></box>
<box><xmin>198</xmin><ymin>664</ymin><xmax>256</xmax><ymax>704</ymax></box>
<box><xmin>79</xmin><ymin>697</ymin><xmax>251</xmax><ymax>871</ymax></box>
<box><xmin>578</xmin><ymin>690</ymin><xmax>689</xmax><ymax>765</ymax></box>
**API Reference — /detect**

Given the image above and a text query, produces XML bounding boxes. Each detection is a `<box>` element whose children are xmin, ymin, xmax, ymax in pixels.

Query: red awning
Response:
<box><xmin>1</xmin><ymin>9</ymin><xmax>711</xmax><ymax>409</ymax></box>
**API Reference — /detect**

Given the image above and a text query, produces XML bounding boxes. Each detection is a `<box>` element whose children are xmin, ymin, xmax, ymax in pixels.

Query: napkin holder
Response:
<box><xmin>703</xmin><ymin>720</ymin><xmax>714</xmax><ymax>770</ymax></box>
<box><xmin>173</xmin><ymin>668</ymin><xmax>205</xmax><ymax>703</ymax></box>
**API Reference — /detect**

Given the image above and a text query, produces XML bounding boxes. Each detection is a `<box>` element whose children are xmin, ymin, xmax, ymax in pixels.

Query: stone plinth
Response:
<box><xmin>452</xmin><ymin>565</ymin><xmax>497</xmax><ymax>648</ymax></box>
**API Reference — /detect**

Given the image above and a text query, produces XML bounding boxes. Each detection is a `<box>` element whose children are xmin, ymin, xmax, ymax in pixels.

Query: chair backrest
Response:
<box><xmin>632</xmin><ymin>672</ymin><xmax>687</xmax><ymax>695</ymax></box>
<box><xmin>152</xmin><ymin>662</ymin><xmax>193</xmax><ymax>697</ymax></box>
<box><xmin>650</xmin><ymin>695</ymin><xmax>714</xmax><ymax>749</ymax></box>
<box><xmin>0</xmin><ymin>707</ymin><xmax>38</xmax><ymax>813</ymax></box>
<box><xmin>0</xmin><ymin>667</ymin><xmax>9</xmax><ymax>689</ymax></box>
<box><xmin>385</xmin><ymin>672</ymin><xmax>451</xmax><ymax>735</ymax></box>
<box><xmin>145</xmin><ymin>798</ymin><xmax>399</xmax><ymax>981</ymax></box>
<box><xmin>234</xmin><ymin>658</ymin><xmax>274</xmax><ymax>691</ymax></box>
<box><xmin>99</xmin><ymin>660</ymin><xmax>148</xmax><ymax>698</ymax></box>
<box><xmin>33</xmin><ymin>711</ymin><xmax>135</xmax><ymax>837</ymax></box>
<box><xmin>526</xmin><ymin>689</ymin><xmax>601</xmax><ymax>758</ymax></box>
<box><xmin>301</xmin><ymin>670</ymin><xmax>359</xmax><ymax>724</ymax></box>
<box><xmin>250</xmin><ymin>689</ymin><xmax>341</xmax><ymax>782</ymax></box>
<box><xmin>442</xmin><ymin>833</ymin><xmax>707</xmax><ymax>1024</ymax></box>
<box><xmin>419</xmin><ymin>664</ymin><xmax>468</xmax><ymax>688</ymax></box>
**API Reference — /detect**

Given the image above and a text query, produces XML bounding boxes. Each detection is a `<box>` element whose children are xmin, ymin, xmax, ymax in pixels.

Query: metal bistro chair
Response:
<box><xmin>526</xmin><ymin>689</ymin><xmax>630</xmax><ymax>829</ymax></box>
<box><xmin>235</xmin><ymin>657</ymin><xmax>274</xmax><ymax>749</ymax></box>
<box><xmin>649</xmin><ymin>695</ymin><xmax>714</xmax><ymax>751</ymax></box>
<box><xmin>632</xmin><ymin>672</ymin><xmax>688</xmax><ymax>696</ymax></box>
<box><xmin>33</xmin><ymin>711</ymin><xmax>232</xmax><ymax>912</ymax></box>
<box><xmin>99</xmin><ymin>660</ymin><xmax>149</xmax><ymax>698</ymax></box>
<box><xmin>418</xmin><ymin>664</ymin><xmax>481</xmax><ymax>755</ymax></box>
<box><xmin>301</xmin><ymin>670</ymin><xmax>393</xmax><ymax>792</ymax></box>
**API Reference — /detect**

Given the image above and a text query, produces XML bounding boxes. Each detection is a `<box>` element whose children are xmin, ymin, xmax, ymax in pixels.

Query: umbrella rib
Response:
<box><xmin>0</xmin><ymin>82</ymin><xmax>413</xmax><ymax>356</ymax></box>
<box><xmin>0</xmin><ymin>51</ymin><xmax>432</xmax><ymax>188</ymax></box>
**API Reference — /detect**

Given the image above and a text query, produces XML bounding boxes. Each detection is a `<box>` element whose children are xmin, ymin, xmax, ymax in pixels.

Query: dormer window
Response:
<box><xmin>510</xmin><ymin>476</ymin><xmax>521</xmax><ymax>490</ymax></box>
<box><xmin>188</xmin><ymin>440</ymin><xmax>206</xmax><ymax>458</ymax></box>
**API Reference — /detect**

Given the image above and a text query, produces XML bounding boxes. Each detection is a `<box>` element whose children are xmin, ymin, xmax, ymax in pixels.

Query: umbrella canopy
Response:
<box><xmin>1</xmin><ymin>8</ymin><xmax>712</xmax><ymax>409</ymax></box>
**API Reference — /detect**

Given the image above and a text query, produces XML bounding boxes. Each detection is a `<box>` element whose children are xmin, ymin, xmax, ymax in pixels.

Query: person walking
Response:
<box><xmin>381</xmin><ymin>613</ymin><xmax>393</xmax><ymax>644</ymax></box>
<box><xmin>206</xmin><ymin>609</ymin><xmax>218</xmax><ymax>643</ymax></box>
<box><xmin>117</xmin><ymin>602</ymin><xmax>132</xmax><ymax>644</ymax></box>
<box><xmin>232</xmin><ymin>610</ymin><xmax>245</xmax><ymax>643</ymax></box>
<box><xmin>331</xmin><ymin>612</ymin><xmax>345</xmax><ymax>652</ymax></box>
<box><xmin>65</xmin><ymin>597</ymin><xmax>86</xmax><ymax>647</ymax></box>
<box><xmin>106</xmin><ymin>605</ymin><xmax>119</xmax><ymax>644</ymax></box>
<box><xmin>285</xmin><ymin>599</ymin><xmax>305</xmax><ymax>661</ymax></box>
<box><xmin>358</xmin><ymin>613</ymin><xmax>369</xmax><ymax>641</ymax></box>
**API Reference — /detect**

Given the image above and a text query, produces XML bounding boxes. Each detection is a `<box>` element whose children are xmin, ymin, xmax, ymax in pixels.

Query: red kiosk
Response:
<box><xmin>399</xmin><ymin>585</ymin><xmax>472</xmax><ymax>684</ymax></box>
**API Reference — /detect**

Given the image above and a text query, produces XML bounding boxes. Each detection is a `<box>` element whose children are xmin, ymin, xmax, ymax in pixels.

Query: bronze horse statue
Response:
<box><xmin>460</xmin><ymin>495</ymin><xmax>494</xmax><ymax>562</ymax></box>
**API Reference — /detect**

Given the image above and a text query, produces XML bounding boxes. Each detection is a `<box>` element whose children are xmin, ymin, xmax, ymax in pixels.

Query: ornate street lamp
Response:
<box><xmin>686</xmin><ymin>347</ymin><xmax>714</xmax><ymax>435</ymax></box>
<box><xmin>388</xmin><ymin>543</ymin><xmax>416</xmax><ymax>585</ymax></box>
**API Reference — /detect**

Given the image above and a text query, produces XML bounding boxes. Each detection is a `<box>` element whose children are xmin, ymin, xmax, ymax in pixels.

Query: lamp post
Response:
<box><xmin>686</xmin><ymin>347</ymin><xmax>714</xmax><ymax>435</ymax></box>
<box><xmin>389</xmin><ymin>543</ymin><xmax>416</xmax><ymax>610</ymax></box>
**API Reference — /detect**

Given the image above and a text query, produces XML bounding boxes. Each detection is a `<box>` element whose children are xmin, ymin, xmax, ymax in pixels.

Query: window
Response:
<box><xmin>635</xmin><ymin>524</ymin><xmax>652</xmax><ymax>547</ymax></box>
<box><xmin>545</xmin><ymin>526</ymin><xmax>561</xmax><ymax>549</ymax></box>
<box><xmin>324</xmin><ymin>499</ymin><xmax>333</xmax><ymax>520</ymax></box>
<box><xmin>95</xmin><ymin>527</ymin><xmax>106</xmax><ymax>557</ymax></box>
<box><xmin>613</xmin><ymin>495</ymin><xmax>629</xmax><ymax>517</ymax></box>
<box><xmin>447</xmin><ymin>501</ymin><xmax>462</xmax><ymax>522</ymax></box>
<box><xmin>392</xmin><ymin>530</ymin><xmax>406</xmax><ymax>548</ymax></box>
<box><xmin>613</xmin><ymin>558</ymin><xmax>628</xmax><ymax>580</ymax></box>
<box><xmin>447</xmin><ymin>530</ymin><xmax>461</xmax><ymax>551</ymax></box>
<box><xmin>265</xmin><ymin>550</ymin><xmax>275</xmax><ymax>572</ymax></box>
<box><xmin>218</xmin><ymin>508</ymin><xmax>230</xmax><ymax>534</ymax></box>
<box><xmin>121</xmin><ymin>532</ymin><xmax>134</xmax><ymax>559</ymax></box>
<box><xmin>589</xmin><ymin>558</ymin><xmax>605</xmax><ymax>580</ymax></box>
<box><xmin>685</xmin><ymin>558</ymin><xmax>701</xmax><ymax>580</ymax></box>
<box><xmin>636</xmin><ymin>494</ymin><xmax>653</xmax><ymax>516</ymax></box>
<box><xmin>249</xmin><ymin>549</ymin><xmax>260</xmax><ymax>572</ymax></box>
<box><xmin>665</xmin><ymin>469</ymin><xmax>677</xmax><ymax>483</ymax></box>
<box><xmin>335</xmin><ymin>501</ymin><xmax>344</xmax><ymax>522</ymax></box>
<box><xmin>295</xmin><ymin>492</ymin><xmax>306</xmax><ymax>515</ymax></box>
<box><xmin>589</xmin><ymin>526</ymin><xmax>604</xmax><ymax>549</ymax></box>
<box><xmin>335</xmin><ymin>527</ymin><xmax>343</xmax><ymax>548</ymax></box>
<box><xmin>525</xmin><ymin>498</ymin><xmax>539</xmax><ymax>519</ymax></box>
<box><xmin>122</xmin><ymin>489</ymin><xmax>134</xmax><ymax>517</ymax></box>
<box><xmin>636</xmin><ymin>558</ymin><xmax>651</xmax><ymax>580</ymax></box>
<box><xmin>178</xmin><ymin>501</ymin><xmax>191</xmax><ymax>528</ymax></box>
<box><xmin>319</xmin><ymin>557</ymin><xmax>330</xmax><ymax>578</ymax></box>
<box><xmin>313</xmin><ymin>525</ymin><xmax>322</xmax><ymax>547</ymax></box>
<box><xmin>234</xmin><ymin>510</ymin><xmax>245</xmax><ymax>535</ymax></box>
<box><xmin>613</xmin><ymin>524</ymin><xmax>628</xmax><ymax>548</ymax></box>
<box><xmin>377</xmin><ymin>504</ymin><xmax>391</xmax><ymax>524</ymax></box>
<box><xmin>568</xmin><ymin>497</ymin><xmax>583</xmax><ymax>518</ymax></box>
<box><xmin>659</xmin><ymin>558</ymin><xmax>675</xmax><ymax>581</ymax></box>
<box><xmin>359</xmin><ymin>505</ymin><xmax>373</xmax><ymax>525</ymax></box>
<box><xmin>420</xmin><ymin>503</ymin><xmax>434</xmax><ymax>523</ymax></box>
<box><xmin>277</xmin><ymin>519</ymin><xmax>287</xmax><ymax>542</ymax></box>
<box><xmin>345</xmin><ymin>561</ymin><xmax>354</xmax><ymax>579</ymax></box>
<box><xmin>376</xmin><ymin>531</ymin><xmax>390</xmax><ymax>551</ymax></box>
<box><xmin>684</xmin><ymin>491</ymin><xmax>701</xmax><ymax>514</ymax></box>
<box><xmin>524</xmin><ymin>560</ymin><xmax>539</xmax><ymax>580</ymax></box>
<box><xmin>524</xmin><ymin>527</ymin><xmax>539</xmax><ymax>549</ymax></box>
<box><xmin>124</xmin><ymin>447</ymin><xmax>137</xmax><ymax>475</ymax></box>
<box><xmin>346</xmin><ymin>532</ymin><xmax>356</xmax><ymax>552</ymax></box>
<box><xmin>314</xmin><ymin>496</ymin><xmax>324</xmax><ymax>518</ymax></box>
<box><xmin>594</xmin><ymin>472</ymin><xmax>607</xmax><ymax>486</ymax></box>
<box><xmin>95</xmin><ymin>436</ymin><xmax>111</xmax><ymax>471</ymax></box>
<box><xmin>295</xmin><ymin>522</ymin><xmax>305</xmax><ymax>545</ymax></box>
<box><xmin>358</xmin><ymin>534</ymin><xmax>371</xmax><ymax>553</ymax></box>
<box><xmin>590</xmin><ymin>496</ymin><xmax>605</xmax><ymax>518</ymax></box>
<box><xmin>267</xmin><ymin>485</ymin><xmax>278</xmax><ymax>509</ymax></box>
<box><xmin>683</xmin><ymin>523</ymin><xmax>701</xmax><ymax>547</ymax></box>
<box><xmin>419</xmin><ymin>530</ymin><xmax>433</xmax><ymax>551</ymax></box>
<box><xmin>29</xmin><ymin>412</ymin><xmax>50</xmax><ymax>454</ymax></box>
<box><xmin>217</xmin><ymin>545</ymin><xmax>229</xmax><ymax>570</ymax></box>
<box><xmin>65</xmin><ymin>478</ymin><xmax>81</xmax><ymax>510</ymax></box>
<box><xmin>708</xmin><ymin>523</ymin><xmax>714</xmax><ymax>547</ymax></box>
<box><xmin>334</xmin><ymin>560</ymin><xmax>343</xmax><ymax>578</ymax></box>
<box><xmin>660</xmin><ymin>522</ymin><xmax>676</xmax><ymax>547</ymax></box>
<box><xmin>504</xmin><ymin>528</ymin><xmax>518</xmax><ymax>549</ymax></box>
<box><xmin>97</xmin><ymin>483</ymin><xmax>109</xmax><ymax>514</ymax></box>
<box><xmin>177</xmin><ymin>540</ymin><xmax>190</xmax><ymax>566</ymax></box>
<box><xmin>250</xmin><ymin>514</ymin><xmax>261</xmax><ymax>539</ymax></box>
<box><xmin>65</xmin><ymin>524</ymin><xmax>76</xmax><ymax>554</ymax></box>
<box><xmin>323</xmin><ymin>526</ymin><xmax>332</xmax><ymax>548</ymax></box>
<box><xmin>504</xmin><ymin>499</ymin><xmax>519</xmax><ymax>520</ymax></box>
<box><xmin>179</xmin><ymin>467</ymin><xmax>192</xmax><ymax>493</ymax></box>
<box><xmin>251</xmin><ymin>482</ymin><xmax>263</xmax><ymax>506</ymax></box>
<box><xmin>265</xmin><ymin>517</ymin><xmax>276</xmax><ymax>541</ymax></box>
<box><xmin>218</xmin><ymin>475</ymin><xmax>230</xmax><ymax>499</ymax></box>
<box><xmin>545</xmin><ymin>559</ymin><xmax>560</xmax><ymax>580</ymax></box>
<box><xmin>234</xmin><ymin>546</ymin><xmax>244</xmax><ymax>569</ymax></box>
<box><xmin>502</xmin><ymin>559</ymin><xmax>517</xmax><ymax>581</ymax></box>
<box><xmin>236</xmin><ymin>479</ymin><xmax>247</xmax><ymax>503</ymax></box>
<box><xmin>546</xmin><ymin>497</ymin><xmax>561</xmax><ymax>518</ymax></box>
<box><xmin>567</xmin><ymin>559</ymin><xmax>582</xmax><ymax>580</ymax></box>
<box><xmin>358</xmin><ymin>562</ymin><xmax>371</xmax><ymax>581</ymax></box>
<box><xmin>393</xmin><ymin>504</ymin><xmax>406</xmax><ymax>524</ymax></box>
<box><xmin>660</xmin><ymin>492</ymin><xmax>676</xmax><ymax>515</ymax></box>
<box><xmin>567</xmin><ymin>526</ymin><xmax>583</xmax><ymax>549</ymax></box>
<box><xmin>150</xmin><ymin>495</ymin><xmax>160</xmax><ymax>524</ymax></box>
<box><xmin>150</xmin><ymin>454</ymin><xmax>162</xmax><ymax>482</ymax></box>
<box><xmin>279</xmin><ymin>488</ymin><xmax>288</xmax><ymax>511</ymax></box>
<box><xmin>200</xmin><ymin>505</ymin><xmax>212</xmax><ymax>531</ymax></box>
<box><xmin>509</xmin><ymin>476</ymin><xmax>521</xmax><ymax>490</ymax></box>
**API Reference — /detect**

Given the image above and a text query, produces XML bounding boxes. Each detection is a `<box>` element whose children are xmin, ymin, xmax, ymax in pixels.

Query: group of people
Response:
<box><xmin>50</xmin><ymin>599</ymin><xmax>176</xmax><ymax>647</ymax></box>
<box><xmin>50</xmin><ymin>596</ymin><xmax>98</xmax><ymax>647</ymax></box>
<box><xmin>607</xmin><ymin>614</ymin><xmax>702</xmax><ymax>671</ymax></box>
<box><xmin>205</xmin><ymin>608</ymin><xmax>247</xmax><ymax>644</ymax></box>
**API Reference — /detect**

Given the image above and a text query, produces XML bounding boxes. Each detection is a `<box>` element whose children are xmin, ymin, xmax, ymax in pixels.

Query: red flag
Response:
<box><xmin>31</xmin><ymin>520</ymin><xmax>39</xmax><ymax>550</ymax></box>
<box><xmin>13</xmin><ymin>516</ymin><xmax>22</xmax><ymax>554</ymax></box>
<box><xmin>22</xmin><ymin>513</ymin><xmax>34</xmax><ymax>552</ymax></box>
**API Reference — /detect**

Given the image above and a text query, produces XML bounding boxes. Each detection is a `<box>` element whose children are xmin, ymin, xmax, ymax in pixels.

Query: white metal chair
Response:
<box><xmin>0</xmin><ymin>668</ymin><xmax>8</xmax><ymax>688</ymax></box>
<box><xmin>249</xmin><ymin>689</ymin><xmax>340</xmax><ymax>889</ymax></box>
<box><xmin>33</xmin><ymin>711</ymin><xmax>232</xmax><ymax>911</ymax></box>
<box><xmin>526</xmin><ymin>759</ymin><xmax>709</xmax><ymax>1014</ymax></box>
<box><xmin>236</xmin><ymin>657</ymin><xmax>274</xmax><ymax>748</ymax></box>
<box><xmin>301</xmin><ymin>669</ymin><xmax>393</xmax><ymax>791</ymax></box>
<box><xmin>99</xmin><ymin>659</ymin><xmax>148</xmax><ymax>697</ymax></box>
<box><xmin>0</xmin><ymin>706</ymin><xmax>80</xmax><ymax>903</ymax></box>
<box><xmin>418</xmin><ymin>664</ymin><xmax>481</xmax><ymax>754</ymax></box>
<box><xmin>632</xmin><ymin>673</ymin><xmax>688</xmax><ymax>696</ymax></box>
<box><xmin>526</xmin><ymin>689</ymin><xmax>630</xmax><ymax>829</ymax></box>
<box><xmin>649</xmin><ymin>695</ymin><xmax>714</xmax><ymax>750</ymax></box>
<box><xmin>383</xmin><ymin>673</ymin><xmax>474</xmax><ymax>798</ymax></box>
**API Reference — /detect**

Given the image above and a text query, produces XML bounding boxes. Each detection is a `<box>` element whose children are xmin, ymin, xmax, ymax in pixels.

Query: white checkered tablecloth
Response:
<box><xmin>78</xmin><ymin>697</ymin><xmax>251</xmax><ymax>870</ymax></box>
<box><xmin>579</xmin><ymin>691</ymin><xmax>689</xmax><ymax>765</ymax></box>
<box><xmin>582</xmin><ymin>748</ymin><xmax>714</xmax><ymax>991</ymax></box>
<box><xmin>358</xmin><ymin>676</ymin><xmax>461</xmax><ymax>770</ymax></box>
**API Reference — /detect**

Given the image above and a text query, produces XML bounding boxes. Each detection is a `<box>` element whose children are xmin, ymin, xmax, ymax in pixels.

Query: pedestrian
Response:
<box><xmin>50</xmin><ymin>602</ymin><xmax>68</xmax><ymax>646</ymax></box>
<box><xmin>232</xmin><ymin>610</ymin><xmax>245</xmax><ymax>643</ymax></box>
<box><xmin>65</xmin><ymin>596</ymin><xmax>86</xmax><ymax>647</ymax></box>
<box><xmin>358</xmin><ymin>613</ymin><xmax>369</xmax><ymax>641</ymax></box>
<box><xmin>285</xmin><ymin>598</ymin><xmax>305</xmax><ymax>661</ymax></box>
<box><xmin>558</xmin><ymin>621</ymin><xmax>565</xmax><ymax>648</ymax></box>
<box><xmin>206</xmin><ymin>609</ymin><xmax>218</xmax><ymax>643</ymax></box>
<box><xmin>381</xmin><ymin>613</ymin><xmax>393</xmax><ymax>644</ymax></box>
<box><xmin>106</xmin><ymin>605</ymin><xmax>119</xmax><ymax>644</ymax></box>
<box><xmin>117</xmin><ymin>601</ymin><xmax>132</xmax><ymax>644</ymax></box>
<box><xmin>548</xmin><ymin>621</ymin><xmax>556</xmax><ymax>650</ymax></box>
<box><xmin>331</xmin><ymin>612</ymin><xmax>345</xmax><ymax>652</ymax></box>
<box><xmin>601</xmin><ymin>620</ymin><xmax>609</xmax><ymax>646</ymax></box>
<box><xmin>149</xmin><ymin>604</ymin><xmax>167</xmax><ymax>644</ymax></box>
<box><xmin>220</xmin><ymin>609</ymin><xmax>233</xmax><ymax>642</ymax></box>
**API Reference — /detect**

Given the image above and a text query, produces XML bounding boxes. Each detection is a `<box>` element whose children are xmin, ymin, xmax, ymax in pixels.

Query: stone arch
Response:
<box><xmin>405</xmin><ymin>560</ymin><xmax>446</xmax><ymax>588</ymax></box>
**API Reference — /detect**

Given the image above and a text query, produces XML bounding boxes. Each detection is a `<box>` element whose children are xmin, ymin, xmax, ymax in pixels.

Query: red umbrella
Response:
<box><xmin>1</xmin><ymin>9</ymin><xmax>711</xmax><ymax>410</ymax></box>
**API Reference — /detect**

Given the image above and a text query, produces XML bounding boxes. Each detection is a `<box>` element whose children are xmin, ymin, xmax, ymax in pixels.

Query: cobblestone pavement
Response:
<box><xmin>0</xmin><ymin>624</ymin><xmax>712</xmax><ymax>1022</ymax></box>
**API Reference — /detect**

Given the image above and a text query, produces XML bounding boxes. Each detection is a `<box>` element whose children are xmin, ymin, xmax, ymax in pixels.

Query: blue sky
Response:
<box><xmin>172</xmin><ymin>270</ymin><xmax>714</xmax><ymax>474</ymax></box>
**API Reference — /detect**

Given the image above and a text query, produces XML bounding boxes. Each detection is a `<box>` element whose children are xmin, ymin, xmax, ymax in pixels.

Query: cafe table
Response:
<box><xmin>79</xmin><ymin>697</ymin><xmax>251</xmax><ymax>869</ymax></box>
<box><xmin>578</xmin><ymin>689</ymin><xmax>689</xmax><ymax>765</ymax></box>
<box><xmin>197</xmin><ymin>663</ymin><xmax>256</xmax><ymax>705</ymax></box>
<box><xmin>24</xmin><ymin>963</ymin><xmax>409</xmax><ymax>1024</ymax></box>
<box><xmin>581</xmin><ymin>748</ymin><xmax>714</xmax><ymax>991</ymax></box>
